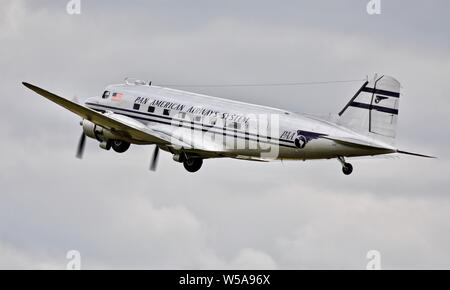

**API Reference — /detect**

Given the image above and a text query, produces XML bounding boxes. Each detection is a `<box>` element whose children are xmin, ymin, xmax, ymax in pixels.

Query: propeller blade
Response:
<box><xmin>76</xmin><ymin>133</ymin><xmax>86</xmax><ymax>159</ymax></box>
<box><xmin>150</xmin><ymin>146</ymin><xmax>160</xmax><ymax>171</ymax></box>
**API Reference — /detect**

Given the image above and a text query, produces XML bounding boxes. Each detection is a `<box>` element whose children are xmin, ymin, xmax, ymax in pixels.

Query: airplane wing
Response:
<box><xmin>22</xmin><ymin>82</ymin><xmax>223</xmax><ymax>153</ymax></box>
<box><xmin>22</xmin><ymin>82</ymin><xmax>179</xmax><ymax>145</ymax></box>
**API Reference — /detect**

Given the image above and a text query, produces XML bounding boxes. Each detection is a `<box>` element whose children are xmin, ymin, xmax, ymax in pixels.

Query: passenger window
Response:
<box><xmin>102</xmin><ymin>91</ymin><xmax>110</xmax><ymax>99</ymax></box>
<box><xmin>148</xmin><ymin>106</ymin><xmax>155</xmax><ymax>113</ymax></box>
<box><xmin>163</xmin><ymin>109</ymin><xmax>170</xmax><ymax>116</ymax></box>
<box><xmin>133</xmin><ymin>104</ymin><xmax>140</xmax><ymax>110</ymax></box>
<box><xmin>227</xmin><ymin>122</ymin><xmax>236</xmax><ymax>128</ymax></box>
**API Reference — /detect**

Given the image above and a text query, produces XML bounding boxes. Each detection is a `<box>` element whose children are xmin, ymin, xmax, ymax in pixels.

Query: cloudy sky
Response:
<box><xmin>1</xmin><ymin>0</ymin><xmax>449</xmax><ymax>269</ymax></box>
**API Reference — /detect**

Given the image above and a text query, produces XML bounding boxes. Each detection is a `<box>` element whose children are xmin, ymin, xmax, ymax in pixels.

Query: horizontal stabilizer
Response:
<box><xmin>397</xmin><ymin>150</ymin><xmax>436</xmax><ymax>158</ymax></box>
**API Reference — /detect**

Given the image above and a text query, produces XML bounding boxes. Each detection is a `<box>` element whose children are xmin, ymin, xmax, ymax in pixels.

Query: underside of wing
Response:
<box><xmin>147</xmin><ymin>123</ymin><xmax>240</xmax><ymax>158</ymax></box>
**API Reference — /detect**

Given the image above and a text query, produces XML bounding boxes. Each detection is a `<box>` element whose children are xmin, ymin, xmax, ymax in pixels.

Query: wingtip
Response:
<box><xmin>22</xmin><ymin>82</ymin><xmax>33</xmax><ymax>89</ymax></box>
<box><xmin>22</xmin><ymin>82</ymin><xmax>43</xmax><ymax>93</ymax></box>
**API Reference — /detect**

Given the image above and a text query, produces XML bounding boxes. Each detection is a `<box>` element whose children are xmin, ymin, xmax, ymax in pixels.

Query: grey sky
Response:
<box><xmin>0</xmin><ymin>0</ymin><xmax>449</xmax><ymax>269</ymax></box>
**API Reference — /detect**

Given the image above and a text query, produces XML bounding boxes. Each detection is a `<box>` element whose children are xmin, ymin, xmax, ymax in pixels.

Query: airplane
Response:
<box><xmin>22</xmin><ymin>74</ymin><xmax>434</xmax><ymax>175</ymax></box>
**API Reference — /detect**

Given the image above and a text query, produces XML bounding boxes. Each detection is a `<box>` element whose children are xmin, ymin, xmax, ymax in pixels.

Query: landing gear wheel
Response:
<box><xmin>112</xmin><ymin>140</ymin><xmax>130</xmax><ymax>153</ymax></box>
<box><xmin>183</xmin><ymin>158</ymin><xmax>203</xmax><ymax>173</ymax></box>
<box><xmin>342</xmin><ymin>163</ymin><xmax>353</xmax><ymax>175</ymax></box>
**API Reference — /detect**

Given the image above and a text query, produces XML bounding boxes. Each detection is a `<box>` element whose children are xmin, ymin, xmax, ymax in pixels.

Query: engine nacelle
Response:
<box><xmin>82</xmin><ymin>120</ymin><xmax>117</xmax><ymax>142</ymax></box>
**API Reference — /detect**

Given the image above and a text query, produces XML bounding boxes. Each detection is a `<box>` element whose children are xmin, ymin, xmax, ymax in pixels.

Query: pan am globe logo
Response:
<box><xmin>293</xmin><ymin>130</ymin><xmax>326</xmax><ymax>149</ymax></box>
<box><xmin>294</xmin><ymin>131</ymin><xmax>308</xmax><ymax>149</ymax></box>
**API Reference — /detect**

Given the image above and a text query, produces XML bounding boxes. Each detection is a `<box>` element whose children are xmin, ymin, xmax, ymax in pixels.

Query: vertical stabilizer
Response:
<box><xmin>338</xmin><ymin>75</ymin><xmax>401</xmax><ymax>145</ymax></box>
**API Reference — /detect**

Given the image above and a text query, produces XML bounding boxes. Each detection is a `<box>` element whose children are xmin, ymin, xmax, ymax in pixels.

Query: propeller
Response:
<box><xmin>73</xmin><ymin>96</ymin><xmax>87</xmax><ymax>160</ymax></box>
<box><xmin>76</xmin><ymin>132</ymin><xmax>86</xmax><ymax>159</ymax></box>
<box><xmin>150</xmin><ymin>145</ymin><xmax>160</xmax><ymax>171</ymax></box>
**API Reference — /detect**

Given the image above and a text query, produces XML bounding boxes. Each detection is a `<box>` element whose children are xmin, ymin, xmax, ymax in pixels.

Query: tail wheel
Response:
<box><xmin>342</xmin><ymin>163</ymin><xmax>353</xmax><ymax>175</ymax></box>
<box><xmin>183</xmin><ymin>158</ymin><xmax>203</xmax><ymax>173</ymax></box>
<box><xmin>112</xmin><ymin>140</ymin><xmax>130</xmax><ymax>153</ymax></box>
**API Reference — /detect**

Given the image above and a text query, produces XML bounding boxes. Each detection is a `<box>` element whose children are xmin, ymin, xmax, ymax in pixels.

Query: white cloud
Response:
<box><xmin>229</xmin><ymin>249</ymin><xmax>277</xmax><ymax>270</ymax></box>
<box><xmin>0</xmin><ymin>241</ymin><xmax>60</xmax><ymax>270</ymax></box>
<box><xmin>0</xmin><ymin>0</ymin><xmax>26</xmax><ymax>39</ymax></box>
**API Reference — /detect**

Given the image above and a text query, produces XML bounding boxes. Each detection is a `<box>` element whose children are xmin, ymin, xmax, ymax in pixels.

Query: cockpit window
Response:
<box><xmin>102</xmin><ymin>91</ymin><xmax>110</xmax><ymax>99</ymax></box>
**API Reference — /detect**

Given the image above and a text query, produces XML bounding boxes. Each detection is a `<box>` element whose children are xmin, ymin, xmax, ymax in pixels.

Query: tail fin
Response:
<box><xmin>338</xmin><ymin>74</ymin><xmax>400</xmax><ymax>145</ymax></box>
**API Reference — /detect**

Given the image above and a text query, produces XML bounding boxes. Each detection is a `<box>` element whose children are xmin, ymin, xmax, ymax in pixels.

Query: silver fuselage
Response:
<box><xmin>85</xmin><ymin>84</ymin><xmax>395</xmax><ymax>161</ymax></box>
